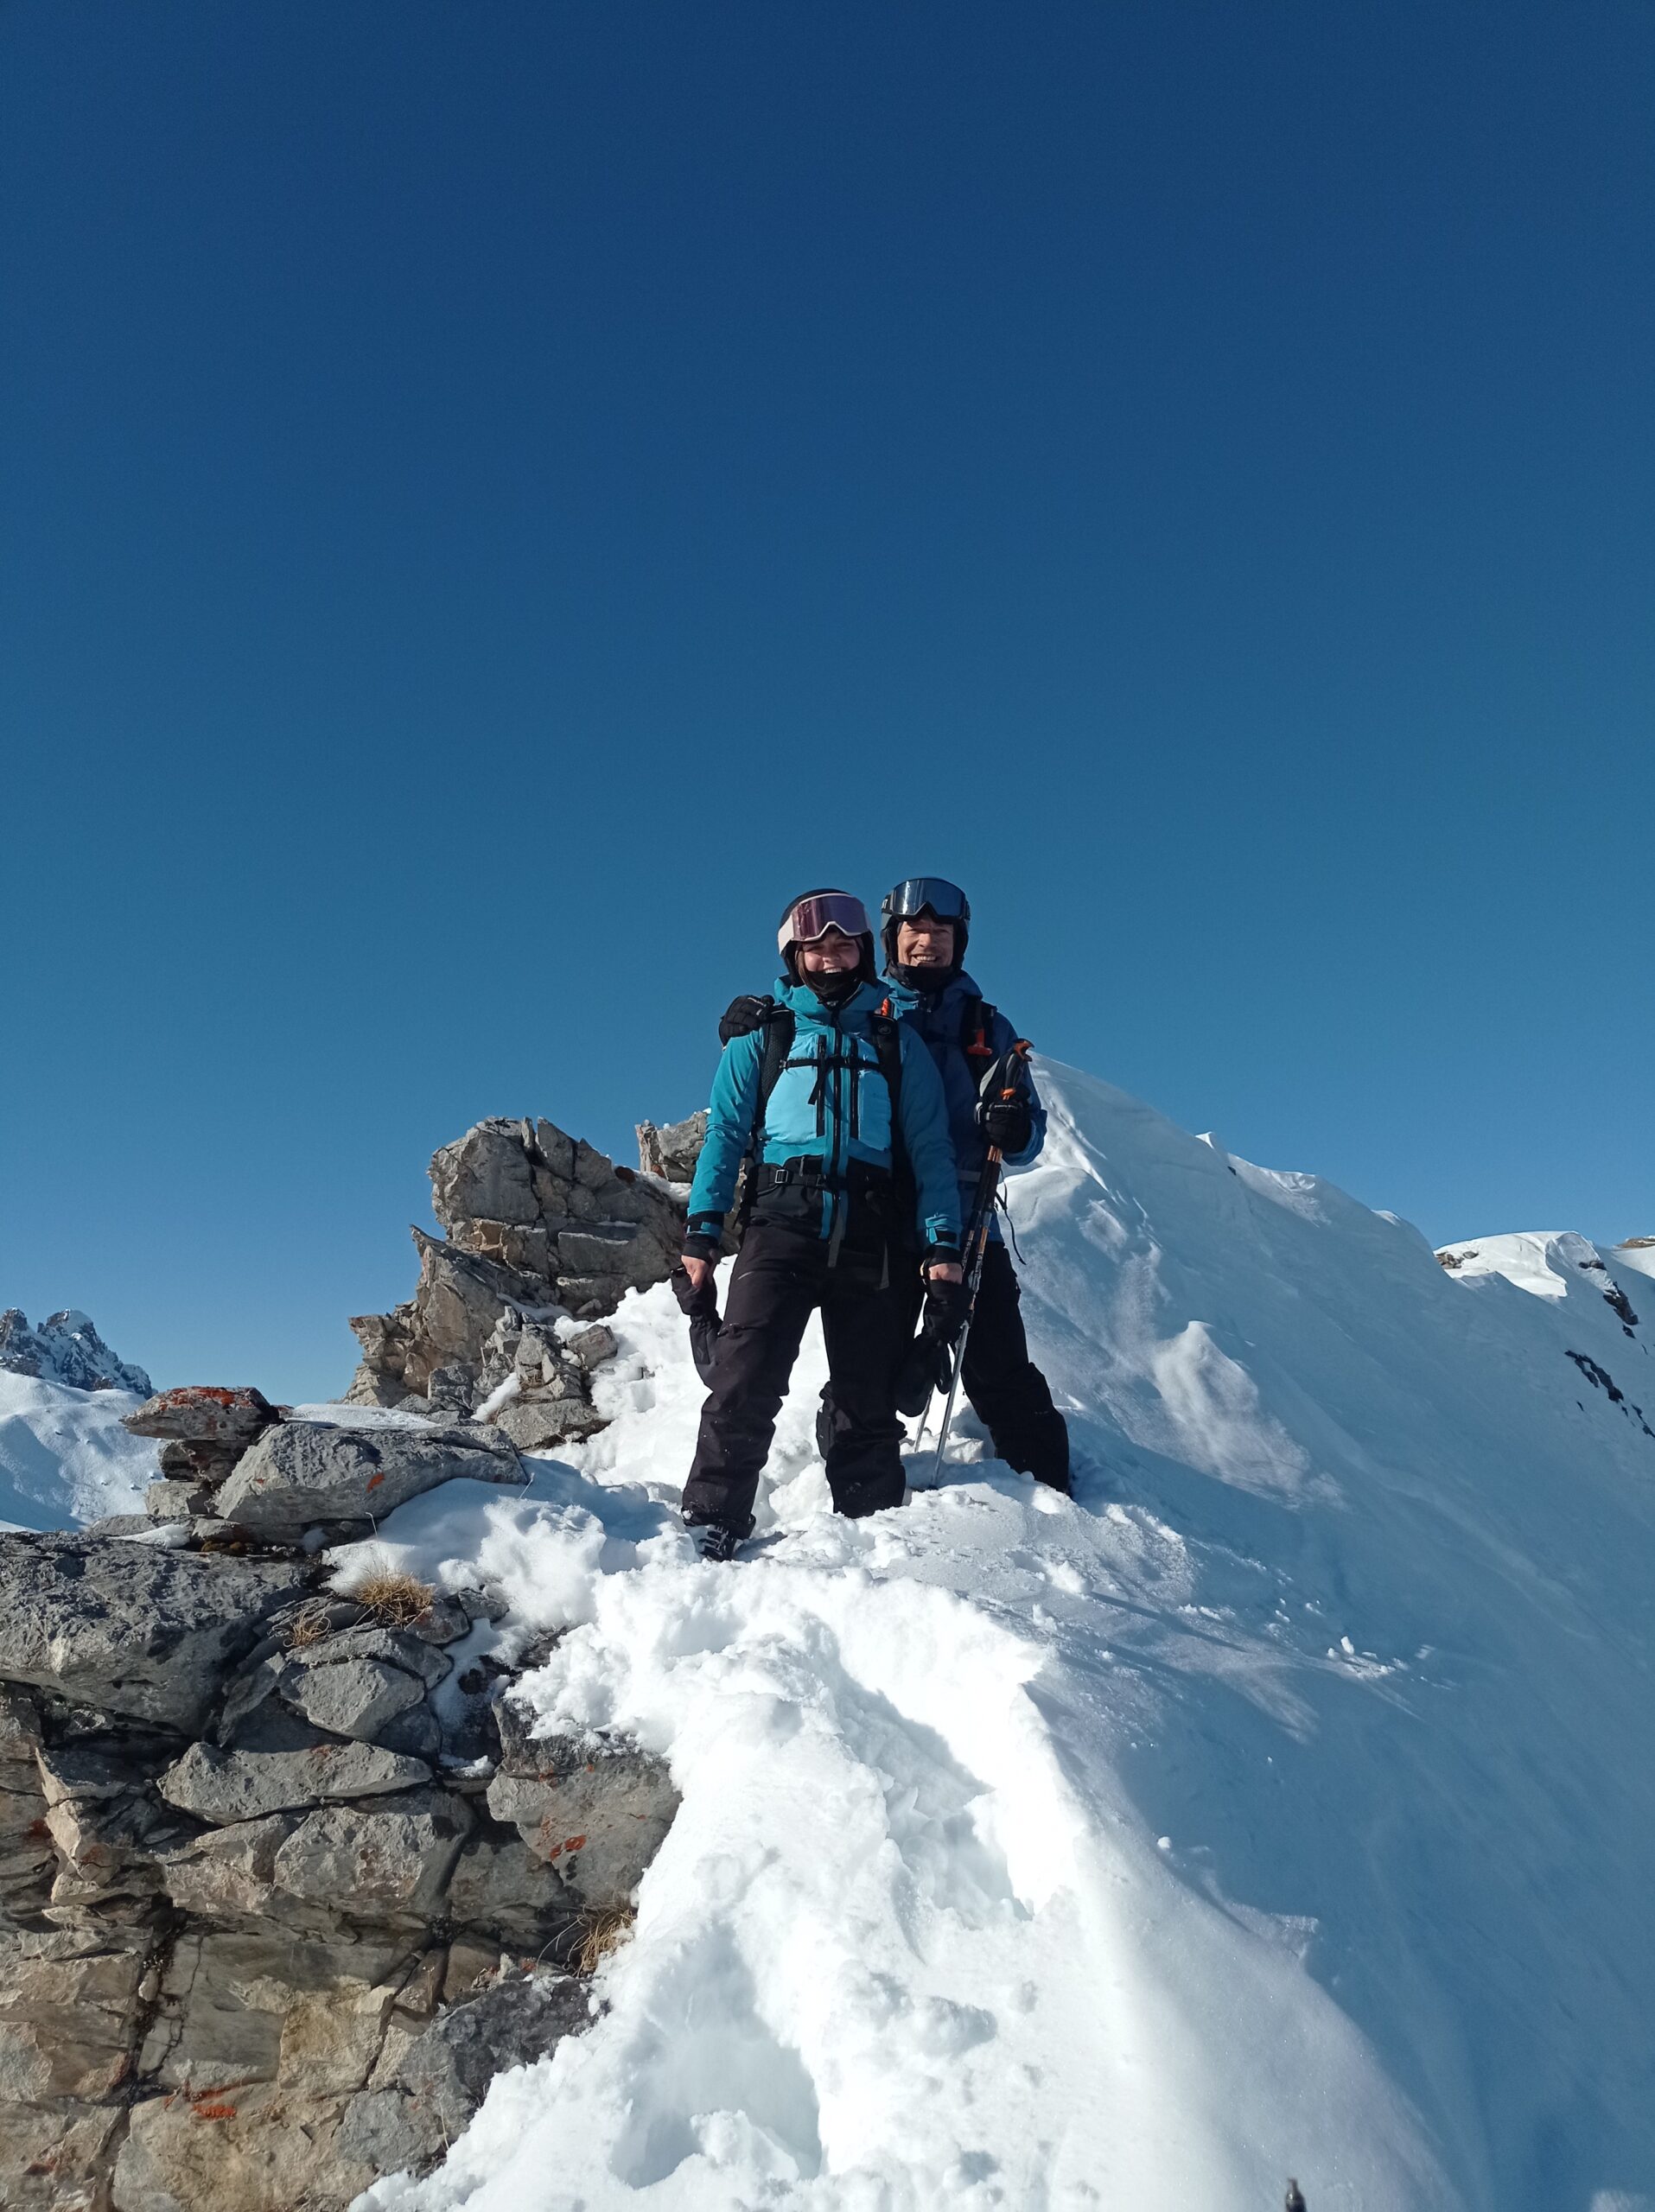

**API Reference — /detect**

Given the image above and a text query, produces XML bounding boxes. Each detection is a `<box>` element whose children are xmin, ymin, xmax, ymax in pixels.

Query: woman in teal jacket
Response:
<box><xmin>678</xmin><ymin>890</ymin><xmax>962</xmax><ymax>1556</ymax></box>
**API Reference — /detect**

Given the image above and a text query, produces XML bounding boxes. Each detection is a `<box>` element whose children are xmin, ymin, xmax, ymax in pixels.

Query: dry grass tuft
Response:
<box><xmin>285</xmin><ymin>1598</ymin><xmax>335</xmax><ymax>1649</ymax></box>
<box><xmin>574</xmin><ymin>1904</ymin><xmax>636</xmax><ymax>1977</ymax></box>
<box><xmin>352</xmin><ymin>1570</ymin><xmax>436</xmax><ymax>1627</ymax></box>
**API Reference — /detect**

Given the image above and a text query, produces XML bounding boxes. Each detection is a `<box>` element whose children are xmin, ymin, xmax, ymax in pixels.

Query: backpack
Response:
<box><xmin>734</xmin><ymin>1000</ymin><xmax>907</xmax><ymax>1230</ymax></box>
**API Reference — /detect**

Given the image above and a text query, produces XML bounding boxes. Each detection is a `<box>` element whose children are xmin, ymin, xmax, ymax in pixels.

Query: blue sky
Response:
<box><xmin>3</xmin><ymin>1</ymin><xmax>1652</xmax><ymax>1403</ymax></box>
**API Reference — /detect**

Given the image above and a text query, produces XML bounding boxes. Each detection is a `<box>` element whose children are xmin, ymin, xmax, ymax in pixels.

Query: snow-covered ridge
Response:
<box><xmin>345</xmin><ymin>1059</ymin><xmax>1654</xmax><ymax>2212</ymax></box>
<box><xmin>0</xmin><ymin>1306</ymin><xmax>152</xmax><ymax>1395</ymax></box>
<box><xmin>0</xmin><ymin>1309</ymin><xmax>159</xmax><ymax>1529</ymax></box>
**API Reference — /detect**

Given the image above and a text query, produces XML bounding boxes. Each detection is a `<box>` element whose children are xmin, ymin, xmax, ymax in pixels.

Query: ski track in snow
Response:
<box><xmin>327</xmin><ymin>1060</ymin><xmax>1654</xmax><ymax>2212</ymax></box>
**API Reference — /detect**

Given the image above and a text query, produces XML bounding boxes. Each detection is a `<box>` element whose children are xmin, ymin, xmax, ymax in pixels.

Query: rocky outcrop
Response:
<box><xmin>0</xmin><ymin>1309</ymin><xmax>152</xmax><ymax>1396</ymax></box>
<box><xmin>0</xmin><ymin>1389</ymin><xmax>678</xmax><ymax>2209</ymax></box>
<box><xmin>215</xmin><ymin>1419</ymin><xmax>524</xmax><ymax>1538</ymax></box>
<box><xmin>343</xmin><ymin>1110</ymin><xmax>708</xmax><ymax>1422</ymax></box>
<box><xmin>0</xmin><ymin>1535</ymin><xmax>312</xmax><ymax>1732</ymax></box>
<box><xmin>635</xmin><ymin>1110</ymin><xmax>708</xmax><ymax>1184</ymax></box>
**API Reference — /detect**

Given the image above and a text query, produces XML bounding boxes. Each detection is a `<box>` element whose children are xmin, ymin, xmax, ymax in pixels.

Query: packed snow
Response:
<box><xmin>326</xmin><ymin>1060</ymin><xmax>1653</xmax><ymax>2212</ymax></box>
<box><xmin>0</xmin><ymin>1370</ymin><xmax>159</xmax><ymax>1529</ymax></box>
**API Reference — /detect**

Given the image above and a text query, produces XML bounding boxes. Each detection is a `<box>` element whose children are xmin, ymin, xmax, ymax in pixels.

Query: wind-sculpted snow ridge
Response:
<box><xmin>348</xmin><ymin>1062</ymin><xmax>1655</xmax><ymax>2212</ymax></box>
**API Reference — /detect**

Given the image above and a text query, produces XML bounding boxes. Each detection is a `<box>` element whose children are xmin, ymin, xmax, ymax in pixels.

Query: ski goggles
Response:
<box><xmin>779</xmin><ymin>892</ymin><xmax>871</xmax><ymax>952</ymax></box>
<box><xmin>883</xmin><ymin>876</ymin><xmax>971</xmax><ymax>925</ymax></box>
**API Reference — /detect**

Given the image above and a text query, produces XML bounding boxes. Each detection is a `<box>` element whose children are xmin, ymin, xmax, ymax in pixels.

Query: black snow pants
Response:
<box><xmin>681</xmin><ymin>1223</ymin><xmax>913</xmax><ymax>1532</ymax></box>
<box><xmin>950</xmin><ymin>1242</ymin><xmax>1070</xmax><ymax>1490</ymax></box>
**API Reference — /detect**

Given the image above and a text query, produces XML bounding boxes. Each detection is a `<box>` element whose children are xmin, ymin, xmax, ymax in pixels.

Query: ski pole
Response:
<box><xmin>923</xmin><ymin>1164</ymin><xmax>999</xmax><ymax>1484</ymax></box>
<box><xmin>911</xmin><ymin>1147</ymin><xmax>1003</xmax><ymax>1453</ymax></box>
<box><xmin>923</xmin><ymin>1039</ymin><xmax>1033</xmax><ymax>1484</ymax></box>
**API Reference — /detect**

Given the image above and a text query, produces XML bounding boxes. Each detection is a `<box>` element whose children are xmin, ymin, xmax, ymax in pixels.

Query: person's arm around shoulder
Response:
<box><xmin>895</xmin><ymin>1026</ymin><xmax>964</xmax><ymax>1281</ymax></box>
<box><xmin>681</xmin><ymin>1032</ymin><xmax>763</xmax><ymax>1288</ymax></box>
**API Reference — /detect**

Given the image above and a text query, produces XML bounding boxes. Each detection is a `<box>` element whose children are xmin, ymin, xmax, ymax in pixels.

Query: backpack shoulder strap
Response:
<box><xmin>871</xmin><ymin>1005</ymin><xmax>904</xmax><ymax>1138</ymax></box>
<box><xmin>753</xmin><ymin>1005</ymin><xmax>795</xmax><ymax>1141</ymax></box>
<box><xmin>733</xmin><ymin>1005</ymin><xmax>796</xmax><ymax>1234</ymax></box>
<box><xmin>959</xmin><ymin>996</ymin><xmax>998</xmax><ymax>1065</ymax></box>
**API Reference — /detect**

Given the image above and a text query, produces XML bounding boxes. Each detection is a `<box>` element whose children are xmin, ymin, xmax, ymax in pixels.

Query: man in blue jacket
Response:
<box><xmin>880</xmin><ymin>875</ymin><xmax>1071</xmax><ymax>1493</ymax></box>
<box><xmin>678</xmin><ymin>890</ymin><xmax>964</xmax><ymax>1559</ymax></box>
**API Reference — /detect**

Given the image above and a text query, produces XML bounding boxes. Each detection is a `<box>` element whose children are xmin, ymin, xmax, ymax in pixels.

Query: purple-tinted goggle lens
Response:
<box><xmin>780</xmin><ymin>893</ymin><xmax>870</xmax><ymax>952</ymax></box>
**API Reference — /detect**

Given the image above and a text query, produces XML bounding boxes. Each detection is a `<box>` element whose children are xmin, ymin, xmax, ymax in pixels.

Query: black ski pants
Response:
<box><xmin>682</xmin><ymin>1223</ymin><xmax>913</xmax><ymax>1531</ymax></box>
<box><xmin>946</xmin><ymin>1242</ymin><xmax>1070</xmax><ymax>1489</ymax></box>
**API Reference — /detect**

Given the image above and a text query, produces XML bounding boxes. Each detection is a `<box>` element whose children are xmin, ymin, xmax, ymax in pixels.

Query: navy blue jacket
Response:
<box><xmin>883</xmin><ymin>968</ymin><xmax>1045</xmax><ymax>1242</ymax></box>
<box><xmin>686</xmin><ymin>977</ymin><xmax>962</xmax><ymax>1257</ymax></box>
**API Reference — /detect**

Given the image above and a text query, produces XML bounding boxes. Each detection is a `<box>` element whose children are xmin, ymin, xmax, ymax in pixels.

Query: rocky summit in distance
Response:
<box><xmin>0</xmin><ymin>1376</ymin><xmax>679</xmax><ymax>2211</ymax></box>
<box><xmin>0</xmin><ymin>1308</ymin><xmax>152</xmax><ymax>1395</ymax></box>
<box><xmin>343</xmin><ymin>1109</ymin><xmax>711</xmax><ymax>1433</ymax></box>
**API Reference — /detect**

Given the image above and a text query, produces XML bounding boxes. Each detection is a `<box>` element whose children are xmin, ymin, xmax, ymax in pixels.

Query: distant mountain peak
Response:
<box><xmin>0</xmin><ymin>1309</ymin><xmax>152</xmax><ymax>1396</ymax></box>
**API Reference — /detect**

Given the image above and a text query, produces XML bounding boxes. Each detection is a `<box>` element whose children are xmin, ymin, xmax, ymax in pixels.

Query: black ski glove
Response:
<box><xmin>894</xmin><ymin>1276</ymin><xmax>968</xmax><ymax>1416</ymax></box>
<box><xmin>977</xmin><ymin>1095</ymin><xmax>1032</xmax><ymax>1154</ymax></box>
<box><xmin>671</xmin><ymin>1264</ymin><xmax>722</xmax><ymax>1389</ymax></box>
<box><xmin>718</xmin><ymin>993</ymin><xmax>774</xmax><ymax>1046</ymax></box>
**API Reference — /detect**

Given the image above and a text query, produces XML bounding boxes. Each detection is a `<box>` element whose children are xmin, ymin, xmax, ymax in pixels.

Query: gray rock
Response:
<box><xmin>341</xmin><ymin>1968</ymin><xmax>590</xmax><ymax>2174</ymax></box>
<box><xmin>302</xmin><ymin>1626</ymin><xmax>454</xmax><ymax>1686</ymax></box>
<box><xmin>424</xmin><ymin>1363</ymin><xmax>475</xmax><ymax>1415</ymax></box>
<box><xmin>532</xmin><ymin>1119</ymin><xmax>576</xmax><ymax>1182</ymax></box>
<box><xmin>565</xmin><ymin>1323</ymin><xmax>618</xmax><ymax>1370</ymax></box>
<box><xmin>431</xmin><ymin>1118</ymin><xmax>541</xmax><ymax>1230</ymax></box>
<box><xmin>557</xmin><ymin>1226</ymin><xmax>640</xmax><ymax>1274</ymax></box>
<box><xmin>487</xmin><ymin>1705</ymin><xmax>678</xmax><ymax>1911</ymax></box>
<box><xmin>271</xmin><ymin>1788</ymin><xmax>473</xmax><ymax>1923</ymax></box>
<box><xmin>144</xmin><ymin>1478</ymin><xmax>213</xmax><ymax>1522</ymax></box>
<box><xmin>156</xmin><ymin>1810</ymin><xmax>300</xmax><ymax>1921</ymax></box>
<box><xmin>446</xmin><ymin>1827</ymin><xmax>576</xmax><ymax>1944</ymax></box>
<box><xmin>78</xmin><ymin>1513</ymin><xmax>156</xmax><ymax>1539</ymax></box>
<box><xmin>279</xmin><ymin>1655</ymin><xmax>426</xmax><ymax>1741</ymax></box>
<box><xmin>216</xmin><ymin>1418</ymin><xmax>525</xmax><ymax>1536</ymax></box>
<box><xmin>495</xmin><ymin>1396</ymin><xmax>608</xmax><ymax>1452</ymax></box>
<box><xmin>159</xmin><ymin>1741</ymin><xmax>431</xmax><ymax>1825</ymax></box>
<box><xmin>373</xmin><ymin>1701</ymin><xmax>442</xmax><ymax>1759</ymax></box>
<box><xmin>554</xmin><ymin>1276</ymin><xmax>631</xmax><ymax>1317</ymax></box>
<box><xmin>404</xmin><ymin>1590</ymin><xmax>472</xmax><ymax>1644</ymax></box>
<box><xmin>0</xmin><ymin>1535</ymin><xmax>311</xmax><ymax>1732</ymax></box>
<box><xmin>120</xmin><ymin>1385</ymin><xmax>277</xmax><ymax>1446</ymax></box>
<box><xmin>636</xmin><ymin>1110</ymin><xmax>708</xmax><ymax>1183</ymax></box>
<box><xmin>572</xmin><ymin>1139</ymin><xmax>616</xmax><ymax>1193</ymax></box>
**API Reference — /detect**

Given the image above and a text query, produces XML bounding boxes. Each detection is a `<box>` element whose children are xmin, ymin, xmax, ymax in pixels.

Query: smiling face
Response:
<box><xmin>895</xmin><ymin>914</ymin><xmax>956</xmax><ymax>969</ymax></box>
<box><xmin>798</xmin><ymin>927</ymin><xmax>862</xmax><ymax>976</ymax></box>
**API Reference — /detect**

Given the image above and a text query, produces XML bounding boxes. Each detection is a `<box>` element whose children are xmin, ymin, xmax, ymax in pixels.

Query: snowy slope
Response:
<box><xmin>0</xmin><ymin>1370</ymin><xmax>159</xmax><ymax>1529</ymax></box>
<box><xmin>345</xmin><ymin>1062</ymin><xmax>1654</xmax><ymax>2212</ymax></box>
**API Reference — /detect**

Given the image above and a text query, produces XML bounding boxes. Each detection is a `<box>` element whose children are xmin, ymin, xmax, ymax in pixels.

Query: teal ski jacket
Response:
<box><xmin>684</xmin><ymin>977</ymin><xmax>962</xmax><ymax>1260</ymax></box>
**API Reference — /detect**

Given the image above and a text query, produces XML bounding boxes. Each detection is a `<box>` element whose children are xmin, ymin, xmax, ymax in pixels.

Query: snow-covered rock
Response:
<box><xmin>342</xmin><ymin>1060</ymin><xmax>1654</xmax><ymax>2212</ymax></box>
<box><xmin>0</xmin><ymin>1307</ymin><xmax>151</xmax><ymax>1395</ymax></box>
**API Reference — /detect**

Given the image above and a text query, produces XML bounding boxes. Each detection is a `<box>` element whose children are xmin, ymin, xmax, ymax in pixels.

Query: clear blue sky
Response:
<box><xmin>3</xmin><ymin>1</ymin><xmax>1651</xmax><ymax>1404</ymax></box>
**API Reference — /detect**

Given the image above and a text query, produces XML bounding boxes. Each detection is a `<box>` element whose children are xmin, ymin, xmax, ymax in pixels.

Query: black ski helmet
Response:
<box><xmin>881</xmin><ymin>876</ymin><xmax>971</xmax><ymax>980</ymax></box>
<box><xmin>777</xmin><ymin>887</ymin><xmax>878</xmax><ymax>987</ymax></box>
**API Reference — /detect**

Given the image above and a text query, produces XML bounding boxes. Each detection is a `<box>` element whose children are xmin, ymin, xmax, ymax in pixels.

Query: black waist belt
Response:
<box><xmin>754</xmin><ymin>1155</ymin><xmax>827</xmax><ymax>1193</ymax></box>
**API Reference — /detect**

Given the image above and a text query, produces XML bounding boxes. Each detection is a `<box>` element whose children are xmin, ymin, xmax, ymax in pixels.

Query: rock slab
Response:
<box><xmin>216</xmin><ymin>1420</ymin><xmax>525</xmax><ymax>1535</ymax></box>
<box><xmin>0</xmin><ymin>1535</ymin><xmax>310</xmax><ymax>1732</ymax></box>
